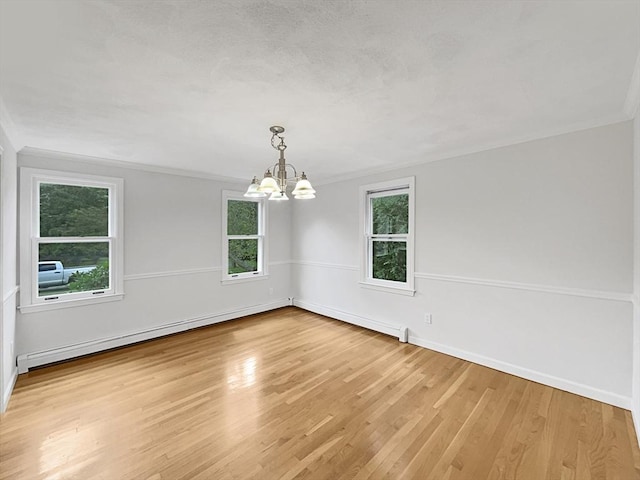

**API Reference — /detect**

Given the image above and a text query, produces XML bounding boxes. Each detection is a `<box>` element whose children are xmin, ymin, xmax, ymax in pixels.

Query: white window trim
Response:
<box><xmin>221</xmin><ymin>190</ymin><xmax>268</xmax><ymax>284</ymax></box>
<box><xmin>19</xmin><ymin>168</ymin><xmax>124</xmax><ymax>313</ymax></box>
<box><xmin>359</xmin><ymin>176</ymin><xmax>415</xmax><ymax>296</ymax></box>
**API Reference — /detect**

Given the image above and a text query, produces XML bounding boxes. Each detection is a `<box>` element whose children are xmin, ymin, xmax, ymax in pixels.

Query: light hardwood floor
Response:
<box><xmin>1</xmin><ymin>307</ymin><xmax>639</xmax><ymax>479</ymax></box>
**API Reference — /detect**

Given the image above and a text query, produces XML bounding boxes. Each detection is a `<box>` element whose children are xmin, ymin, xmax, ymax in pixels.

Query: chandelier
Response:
<box><xmin>244</xmin><ymin>126</ymin><xmax>316</xmax><ymax>201</ymax></box>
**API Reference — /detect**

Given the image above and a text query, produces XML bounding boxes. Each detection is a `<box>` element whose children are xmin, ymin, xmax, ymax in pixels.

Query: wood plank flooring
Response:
<box><xmin>1</xmin><ymin>307</ymin><xmax>639</xmax><ymax>479</ymax></box>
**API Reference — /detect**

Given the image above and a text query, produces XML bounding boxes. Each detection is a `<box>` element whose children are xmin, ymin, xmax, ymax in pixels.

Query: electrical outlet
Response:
<box><xmin>10</xmin><ymin>341</ymin><xmax>14</xmax><ymax>358</ymax></box>
<box><xmin>424</xmin><ymin>313</ymin><xmax>432</xmax><ymax>325</ymax></box>
<box><xmin>268</xmin><ymin>287</ymin><xmax>274</xmax><ymax>295</ymax></box>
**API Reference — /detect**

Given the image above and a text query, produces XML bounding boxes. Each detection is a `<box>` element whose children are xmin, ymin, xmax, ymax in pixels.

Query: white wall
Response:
<box><xmin>633</xmin><ymin>114</ymin><xmax>640</xmax><ymax>439</ymax></box>
<box><xmin>8</xmin><ymin>121</ymin><xmax>636</xmax><ymax>417</ymax></box>
<box><xmin>292</xmin><ymin>121</ymin><xmax>635</xmax><ymax>408</ymax></box>
<box><xmin>15</xmin><ymin>151</ymin><xmax>291</xmax><ymax>367</ymax></box>
<box><xmin>1</xmin><ymin>123</ymin><xmax>18</xmax><ymax>412</ymax></box>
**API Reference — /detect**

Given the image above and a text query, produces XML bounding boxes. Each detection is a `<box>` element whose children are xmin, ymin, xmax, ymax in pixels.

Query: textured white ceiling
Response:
<box><xmin>1</xmin><ymin>0</ymin><xmax>639</xmax><ymax>182</ymax></box>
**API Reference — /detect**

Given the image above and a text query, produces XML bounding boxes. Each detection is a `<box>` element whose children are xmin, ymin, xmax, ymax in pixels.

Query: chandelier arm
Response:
<box><xmin>284</xmin><ymin>164</ymin><xmax>298</xmax><ymax>178</ymax></box>
<box><xmin>249</xmin><ymin>125</ymin><xmax>313</xmax><ymax>200</ymax></box>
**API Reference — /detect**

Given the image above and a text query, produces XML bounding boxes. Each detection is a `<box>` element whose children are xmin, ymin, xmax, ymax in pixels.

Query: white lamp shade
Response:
<box><xmin>258</xmin><ymin>176</ymin><xmax>280</xmax><ymax>193</ymax></box>
<box><xmin>294</xmin><ymin>193</ymin><xmax>316</xmax><ymax>199</ymax></box>
<box><xmin>292</xmin><ymin>178</ymin><xmax>316</xmax><ymax>196</ymax></box>
<box><xmin>244</xmin><ymin>182</ymin><xmax>267</xmax><ymax>198</ymax></box>
<box><xmin>269</xmin><ymin>191</ymin><xmax>289</xmax><ymax>201</ymax></box>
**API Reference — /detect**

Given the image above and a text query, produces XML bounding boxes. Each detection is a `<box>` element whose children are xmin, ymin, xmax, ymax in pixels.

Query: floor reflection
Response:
<box><xmin>224</xmin><ymin>356</ymin><xmax>259</xmax><ymax>437</ymax></box>
<box><xmin>39</xmin><ymin>423</ymin><xmax>100</xmax><ymax>479</ymax></box>
<box><xmin>226</xmin><ymin>356</ymin><xmax>257</xmax><ymax>390</ymax></box>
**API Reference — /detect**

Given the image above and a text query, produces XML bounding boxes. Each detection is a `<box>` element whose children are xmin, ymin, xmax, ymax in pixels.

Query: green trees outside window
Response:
<box><xmin>372</xmin><ymin>240</ymin><xmax>407</xmax><ymax>283</ymax></box>
<box><xmin>227</xmin><ymin>200</ymin><xmax>260</xmax><ymax>275</ymax></box>
<box><xmin>68</xmin><ymin>260</ymin><xmax>110</xmax><ymax>292</ymax></box>
<box><xmin>38</xmin><ymin>183</ymin><xmax>110</xmax><ymax>294</ymax></box>
<box><xmin>40</xmin><ymin>183</ymin><xmax>108</xmax><ymax>237</ymax></box>
<box><xmin>371</xmin><ymin>194</ymin><xmax>408</xmax><ymax>235</ymax></box>
<box><xmin>369</xmin><ymin>192</ymin><xmax>409</xmax><ymax>283</ymax></box>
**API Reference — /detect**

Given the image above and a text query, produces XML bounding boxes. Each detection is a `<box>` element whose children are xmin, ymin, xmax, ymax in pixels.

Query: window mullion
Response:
<box><xmin>370</xmin><ymin>234</ymin><xmax>408</xmax><ymax>240</ymax></box>
<box><xmin>360</xmin><ymin>177</ymin><xmax>414</xmax><ymax>294</ymax></box>
<box><xmin>223</xmin><ymin>192</ymin><xmax>266</xmax><ymax>281</ymax></box>
<box><xmin>38</xmin><ymin>236</ymin><xmax>112</xmax><ymax>244</ymax></box>
<box><xmin>227</xmin><ymin>235</ymin><xmax>259</xmax><ymax>240</ymax></box>
<box><xmin>22</xmin><ymin>168</ymin><xmax>124</xmax><ymax>310</ymax></box>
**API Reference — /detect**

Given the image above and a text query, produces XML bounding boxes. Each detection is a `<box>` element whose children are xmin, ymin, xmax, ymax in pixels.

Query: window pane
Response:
<box><xmin>38</xmin><ymin>242</ymin><xmax>110</xmax><ymax>296</ymax></box>
<box><xmin>372</xmin><ymin>240</ymin><xmax>406</xmax><ymax>282</ymax></box>
<box><xmin>228</xmin><ymin>239</ymin><xmax>258</xmax><ymax>274</ymax></box>
<box><xmin>40</xmin><ymin>183</ymin><xmax>109</xmax><ymax>237</ymax></box>
<box><xmin>228</xmin><ymin>200</ymin><xmax>258</xmax><ymax>236</ymax></box>
<box><xmin>371</xmin><ymin>194</ymin><xmax>408</xmax><ymax>234</ymax></box>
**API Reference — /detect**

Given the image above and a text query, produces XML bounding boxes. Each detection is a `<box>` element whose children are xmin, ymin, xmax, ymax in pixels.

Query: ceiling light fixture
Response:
<box><xmin>244</xmin><ymin>126</ymin><xmax>316</xmax><ymax>201</ymax></box>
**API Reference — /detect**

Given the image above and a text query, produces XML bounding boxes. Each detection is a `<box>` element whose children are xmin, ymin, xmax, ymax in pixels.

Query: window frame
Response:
<box><xmin>19</xmin><ymin>168</ymin><xmax>124</xmax><ymax>312</ymax></box>
<box><xmin>359</xmin><ymin>176</ymin><xmax>415</xmax><ymax>296</ymax></box>
<box><xmin>221</xmin><ymin>190</ymin><xmax>268</xmax><ymax>284</ymax></box>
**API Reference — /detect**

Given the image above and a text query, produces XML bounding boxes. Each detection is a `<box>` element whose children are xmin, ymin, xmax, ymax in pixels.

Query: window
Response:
<box><xmin>19</xmin><ymin>168</ymin><xmax>124</xmax><ymax>312</ymax></box>
<box><xmin>222</xmin><ymin>191</ymin><xmax>267</xmax><ymax>283</ymax></box>
<box><xmin>360</xmin><ymin>177</ymin><xmax>415</xmax><ymax>295</ymax></box>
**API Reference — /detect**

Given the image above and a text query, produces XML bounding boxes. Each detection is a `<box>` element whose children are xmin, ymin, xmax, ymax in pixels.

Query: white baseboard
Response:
<box><xmin>292</xmin><ymin>300</ymin><xmax>631</xmax><ymax>410</ymax></box>
<box><xmin>294</xmin><ymin>299</ymin><xmax>401</xmax><ymax>339</ymax></box>
<box><xmin>13</xmin><ymin>298</ymin><xmax>634</xmax><ymax>414</ymax></box>
<box><xmin>409</xmin><ymin>334</ymin><xmax>632</xmax><ymax>410</ymax></box>
<box><xmin>16</xmin><ymin>299</ymin><xmax>289</xmax><ymax>373</ymax></box>
<box><xmin>1</xmin><ymin>369</ymin><xmax>17</xmax><ymax>413</ymax></box>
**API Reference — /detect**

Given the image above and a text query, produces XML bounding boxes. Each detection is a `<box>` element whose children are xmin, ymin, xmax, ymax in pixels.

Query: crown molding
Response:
<box><xmin>18</xmin><ymin>146</ymin><xmax>247</xmax><ymax>184</ymax></box>
<box><xmin>314</xmin><ymin>114</ymin><xmax>630</xmax><ymax>186</ymax></box>
<box><xmin>7</xmin><ymin>107</ymin><xmax>634</xmax><ymax>188</ymax></box>
<box><xmin>0</xmin><ymin>96</ymin><xmax>26</xmax><ymax>150</ymax></box>
<box><xmin>624</xmin><ymin>51</ymin><xmax>640</xmax><ymax>119</ymax></box>
<box><xmin>15</xmin><ymin>113</ymin><xmax>631</xmax><ymax>188</ymax></box>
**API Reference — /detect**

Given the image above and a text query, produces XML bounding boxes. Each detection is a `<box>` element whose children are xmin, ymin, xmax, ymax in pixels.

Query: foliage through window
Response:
<box><xmin>361</xmin><ymin>177</ymin><xmax>415</xmax><ymax>295</ymax></box>
<box><xmin>370</xmin><ymin>193</ymin><xmax>409</xmax><ymax>282</ymax></box>
<box><xmin>39</xmin><ymin>183</ymin><xmax>110</xmax><ymax>295</ymax></box>
<box><xmin>223</xmin><ymin>192</ymin><xmax>266</xmax><ymax>281</ymax></box>
<box><xmin>20</xmin><ymin>168</ymin><xmax>124</xmax><ymax>311</ymax></box>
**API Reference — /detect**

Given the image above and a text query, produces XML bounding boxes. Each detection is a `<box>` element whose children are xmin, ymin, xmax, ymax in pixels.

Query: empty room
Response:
<box><xmin>1</xmin><ymin>0</ymin><xmax>640</xmax><ymax>479</ymax></box>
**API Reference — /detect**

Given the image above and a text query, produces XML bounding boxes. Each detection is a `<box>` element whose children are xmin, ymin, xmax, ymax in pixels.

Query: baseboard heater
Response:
<box><xmin>17</xmin><ymin>299</ymin><xmax>289</xmax><ymax>373</ymax></box>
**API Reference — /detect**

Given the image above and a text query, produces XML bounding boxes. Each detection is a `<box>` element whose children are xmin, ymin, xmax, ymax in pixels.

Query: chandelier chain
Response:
<box><xmin>271</xmin><ymin>132</ymin><xmax>287</xmax><ymax>151</ymax></box>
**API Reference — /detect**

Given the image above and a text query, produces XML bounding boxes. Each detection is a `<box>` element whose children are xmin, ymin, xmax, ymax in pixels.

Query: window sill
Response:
<box><xmin>359</xmin><ymin>281</ymin><xmax>415</xmax><ymax>297</ymax></box>
<box><xmin>221</xmin><ymin>274</ymin><xmax>269</xmax><ymax>286</ymax></box>
<box><xmin>19</xmin><ymin>293</ymin><xmax>125</xmax><ymax>314</ymax></box>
